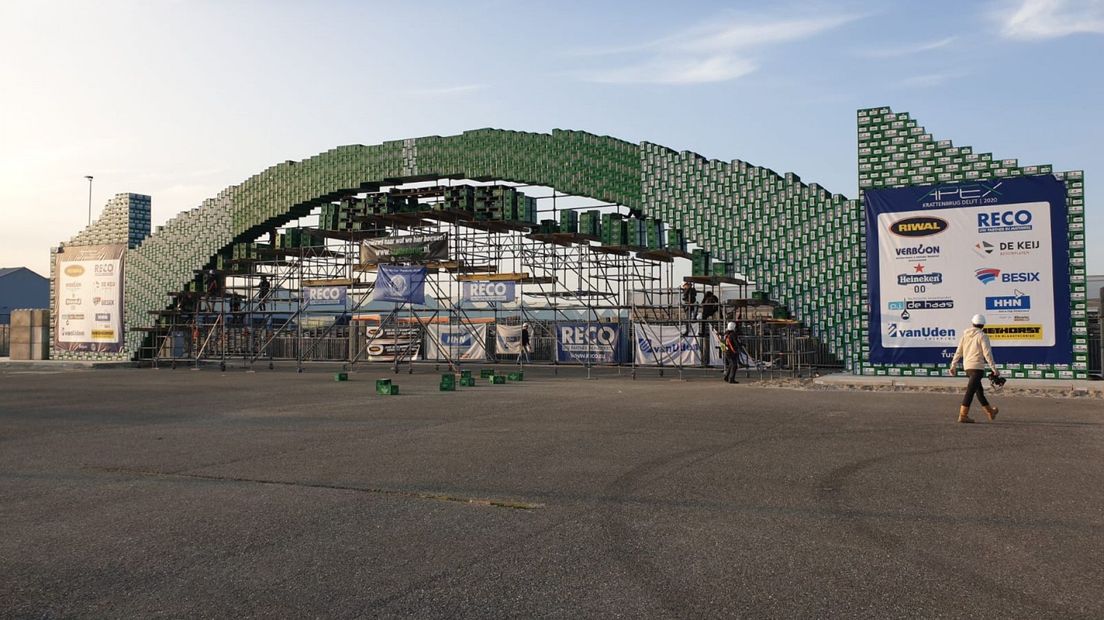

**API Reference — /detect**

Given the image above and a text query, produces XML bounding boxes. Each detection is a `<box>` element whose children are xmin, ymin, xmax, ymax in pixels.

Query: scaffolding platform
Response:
<box><xmin>685</xmin><ymin>275</ymin><xmax>749</xmax><ymax>286</ymax></box>
<box><xmin>135</xmin><ymin>180</ymin><xmax>838</xmax><ymax>375</ymax></box>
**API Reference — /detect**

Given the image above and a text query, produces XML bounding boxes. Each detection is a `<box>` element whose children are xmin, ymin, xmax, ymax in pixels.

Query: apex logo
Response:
<box><xmin>975</xmin><ymin>268</ymin><xmax>1000</xmax><ymax>284</ymax></box>
<box><xmin>919</xmin><ymin>181</ymin><xmax>1003</xmax><ymax>203</ymax></box>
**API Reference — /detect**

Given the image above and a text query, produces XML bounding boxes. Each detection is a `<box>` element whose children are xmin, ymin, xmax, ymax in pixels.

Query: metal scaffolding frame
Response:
<box><xmin>139</xmin><ymin>178</ymin><xmax>836</xmax><ymax>377</ymax></box>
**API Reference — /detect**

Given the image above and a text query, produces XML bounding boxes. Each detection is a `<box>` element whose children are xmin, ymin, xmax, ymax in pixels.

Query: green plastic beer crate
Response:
<box><xmin>559</xmin><ymin>209</ymin><xmax>578</xmax><ymax>233</ymax></box>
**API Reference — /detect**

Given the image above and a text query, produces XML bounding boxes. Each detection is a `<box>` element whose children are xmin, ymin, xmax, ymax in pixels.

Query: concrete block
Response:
<box><xmin>10</xmin><ymin>311</ymin><xmax>31</xmax><ymax>328</ymax></box>
<box><xmin>10</xmin><ymin>326</ymin><xmax>31</xmax><ymax>345</ymax></box>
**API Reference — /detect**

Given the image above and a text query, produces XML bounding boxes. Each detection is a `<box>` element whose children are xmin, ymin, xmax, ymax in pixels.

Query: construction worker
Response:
<box><xmin>723</xmin><ymin>321</ymin><xmax>741</xmax><ymax>384</ymax></box>
<box><xmin>204</xmin><ymin>269</ymin><xmax>220</xmax><ymax>313</ymax></box>
<box><xmin>520</xmin><ymin>323</ymin><xmax>532</xmax><ymax>364</ymax></box>
<box><xmin>700</xmin><ymin>290</ymin><xmax>720</xmax><ymax>333</ymax></box>
<box><xmin>257</xmin><ymin>275</ymin><xmax>271</xmax><ymax>311</ymax></box>
<box><xmin>681</xmin><ymin>281</ymin><xmax>698</xmax><ymax>336</ymax></box>
<box><xmin>681</xmin><ymin>282</ymin><xmax>698</xmax><ymax>319</ymax></box>
<box><xmin>949</xmin><ymin>313</ymin><xmax>1000</xmax><ymax>423</ymax></box>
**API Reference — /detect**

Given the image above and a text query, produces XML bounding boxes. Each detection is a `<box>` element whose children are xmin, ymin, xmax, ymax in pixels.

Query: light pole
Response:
<box><xmin>84</xmin><ymin>175</ymin><xmax>93</xmax><ymax>225</ymax></box>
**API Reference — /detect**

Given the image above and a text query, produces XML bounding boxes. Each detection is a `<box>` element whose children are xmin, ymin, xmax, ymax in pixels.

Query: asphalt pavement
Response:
<box><xmin>1</xmin><ymin>364</ymin><xmax>1101</xmax><ymax>618</ymax></box>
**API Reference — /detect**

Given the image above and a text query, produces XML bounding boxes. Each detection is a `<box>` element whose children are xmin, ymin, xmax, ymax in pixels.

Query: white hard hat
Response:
<box><xmin>971</xmin><ymin>314</ymin><xmax>986</xmax><ymax>326</ymax></box>
<box><xmin>523</xmin><ymin>323</ymin><xmax>529</xmax><ymax>328</ymax></box>
<box><xmin>726</xmin><ymin>322</ymin><xmax>737</xmax><ymax>331</ymax></box>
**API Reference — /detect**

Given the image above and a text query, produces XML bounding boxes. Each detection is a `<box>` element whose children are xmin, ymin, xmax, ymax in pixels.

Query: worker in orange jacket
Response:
<box><xmin>723</xmin><ymin>321</ymin><xmax>741</xmax><ymax>384</ymax></box>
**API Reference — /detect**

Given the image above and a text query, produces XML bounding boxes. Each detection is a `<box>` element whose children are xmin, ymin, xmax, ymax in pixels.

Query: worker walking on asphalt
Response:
<box><xmin>949</xmin><ymin>313</ymin><xmax>1000</xmax><ymax>424</ymax></box>
<box><xmin>723</xmin><ymin>321</ymin><xmax>741</xmax><ymax>384</ymax></box>
<box><xmin>519</xmin><ymin>323</ymin><xmax>532</xmax><ymax>365</ymax></box>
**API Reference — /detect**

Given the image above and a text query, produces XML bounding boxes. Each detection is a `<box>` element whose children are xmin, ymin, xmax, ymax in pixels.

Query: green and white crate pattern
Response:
<box><xmin>641</xmin><ymin>142</ymin><xmax>862</xmax><ymax>370</ymax></box>
<box><xmin>50</xmin><ymin>111</ymin><xmax>1088</xmax><ymax>376</ymax></box>
<box><xmin>857</xmin><ymin>106</ymin><xmax>1088</xmax><ymax>380</ymax></box>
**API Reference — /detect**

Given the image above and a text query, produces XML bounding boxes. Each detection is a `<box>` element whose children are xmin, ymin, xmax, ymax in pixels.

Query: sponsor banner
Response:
<box><xmin>633</xmin><ymin>324</ymin><xmax>701</xmax><ymax>367</ymax></box>
<box><xmin>361</xmin><ymin>233</ymin><xmax>448</xmax><ymax>264</ymax></box>
<box><xmin>426</xmin><ymin>324</ymin><xmax>488</xmax><ymax>361</ymax></box>
<box><xmin>708</xmin><ymin>327</ymin><xmax>724</xmax><ymax>368</ymax></box>
<box><xmin>363</xmin><ymin>324</ymin><xmax>421</xmax><ymax>362</ymax></box>
<box><xmin>302</xmin><ymin>285</ymin><xmax>347</xmax><ymax>306</ymax></box>
<box><xmin>462</xmin><ymin>280</ymin><xmax>516</xmax><ymax>303</ymax></box>
<box><xmin>985</xmin><ymin>324</ymin><xmax>1044</xmax><ymax>341</ymax></box>
<box><xmin>54</xmin><ymin>244</ymin><xmax>126</xmax><ymax>352</ymax></box>
<box><xmin>865</xmin><ymin>176</ymin><xmax>1071</xmax><ymax>364</ymax></box>
<box><xmin>364</xmin><ymin>338</ymin><xmax>421</xmax><ymax>362</ymax></box>
<box><xmin>496</xmin><ymin>324</ymin><xmax>524</xmax><ymax>355</ymax></box>
<box><xmin>556</xmin><ymin>322</ymin><xmax>621</xmax><ymax>364</ymax></box>
<box><xmin>370</xmin><ymin>264</ymin><xmax>427</xmax><ymax>304</ymax></box>
<box><xmin>985</xmin><ymin>292</ymin><xmax>1031</xmax><ymax>311</ymax></box>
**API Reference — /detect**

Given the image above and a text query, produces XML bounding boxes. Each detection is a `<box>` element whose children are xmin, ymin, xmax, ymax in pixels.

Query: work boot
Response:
<box><xmin>958</xmin><ymin>405</ymin><xmax>975</xmax><ymax>424</ymax></box>
<box><xmin>983</xmin><ymin>405</ymin><xmax>999</xmax><ymax>421</ymax></box>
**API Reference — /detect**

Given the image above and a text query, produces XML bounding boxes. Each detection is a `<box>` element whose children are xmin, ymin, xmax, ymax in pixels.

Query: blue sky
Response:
<box><xmin>1</xmin><ymin>0</ymin><xmax>1102</xmax><ymax>276</ymax></box>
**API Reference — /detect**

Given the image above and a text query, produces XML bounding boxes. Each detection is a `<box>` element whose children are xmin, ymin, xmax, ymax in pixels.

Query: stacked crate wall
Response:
<box><xmin>639</xmin><ymin>143</ymin><xmax>863</xmax><ymax>370</ymax></box>
<box><xmin>50</xmin><ymin>193</ymin><xmax>151</xmax><ymax>361</ymax></box>
<box><xmin>857</xmin><ymin>106</ymin><xmax>1088</xmax><ymax>379</ymax></box>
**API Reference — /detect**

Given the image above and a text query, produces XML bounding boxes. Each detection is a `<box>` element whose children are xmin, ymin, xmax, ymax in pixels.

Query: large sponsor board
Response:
<box><xmin>865</xmin><ymin>175</ymin><xmax>1071</xmax><ymax>364</ymax></box>
<box><xmin>54</xmin><ymin>244</ymin><xmax>126</xmax><ymax>352</ymax></box>
<box><xmin>556</xmin><ymin>322</ymin><xmax>621</xmax><ymax>363</ymax></box>
<box><xmin>426</xmin><ymin>323</ymin><xmax>488</xmax><ymax>361</ymax></box>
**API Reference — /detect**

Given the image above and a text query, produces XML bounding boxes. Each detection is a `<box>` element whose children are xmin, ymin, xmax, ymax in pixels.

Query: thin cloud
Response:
<box><xmin>403</xmin><ymin>84</ymin><xmax>485</xmax><ymax>96</ymax></box>
<box><xmin>578</xmin><ymin>55</ymin><xmax>757</xmax><ymax>85</ymax></box>
<box><xmin>999</xmin><ymin>0</ymin><xmax>1104</xmax><ymax>39</ymax></box>
<box><xmin>571</xmin><ymin>9</ymin><xmax>862</xmax><ymax>85</ymax></box>
<box><xmin>672</xmin><ymin>14</ymin><xmax>862</xmax><ymax>54</ymax></box>
<box><xmin>896</xmin><ymin>71</ymin><xmax>969</xmax><ymax>89</ymax></box>
<box><xmin>858</xmin><ymin>36</ymin><xmax>957</xmax><ymax>58</ymax></box>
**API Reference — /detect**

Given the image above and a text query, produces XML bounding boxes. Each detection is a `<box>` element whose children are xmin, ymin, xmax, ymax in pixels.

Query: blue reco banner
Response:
<box><xmin>370</xmin><ymin>265</ymin><xmax>427</xmax><ymax>304</ymax></box>
<box><xmin>865</xmin><ymin>175</ymin><xmax>1070</xmax><ymax>365</ymax></box>
<box><xmin>555</xmin><ymin>322</ymin><xmax>622</xmax><ymax>363</ymax></box>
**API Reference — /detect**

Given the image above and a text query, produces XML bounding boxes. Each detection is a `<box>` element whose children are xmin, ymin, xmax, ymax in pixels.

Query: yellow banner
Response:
<box><xmin>984</xmin><ymin>324</ymin><xmax>1043</xmax><ymax>341</ymax></box>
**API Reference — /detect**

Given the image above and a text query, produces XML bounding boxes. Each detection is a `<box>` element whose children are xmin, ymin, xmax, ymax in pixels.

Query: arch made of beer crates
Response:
<box><xmin>59</xmin><ymin>128</ymin><xmax>862</xmax><ymax>362</ymax></box>
<box><xmin>58</xmin><ymin>107</ymin><xmax>1083</xmax><ymax>374</ymax></box>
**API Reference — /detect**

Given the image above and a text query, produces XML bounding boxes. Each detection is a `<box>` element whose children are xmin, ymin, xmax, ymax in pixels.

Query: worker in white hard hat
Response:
<box><xmin>949</xmin><ymin>313</ymin><xmax>1000</xmax><ymax>423</ymax></box>
<box><xmin>519</xmin><ymin>322</ymin><xmax>531</xmax><ymax>365</ymax></box>
<box><xmin>723</xmin><ymin>321</ymin><xmax>741</xmax><ymax>384</ymax></box>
